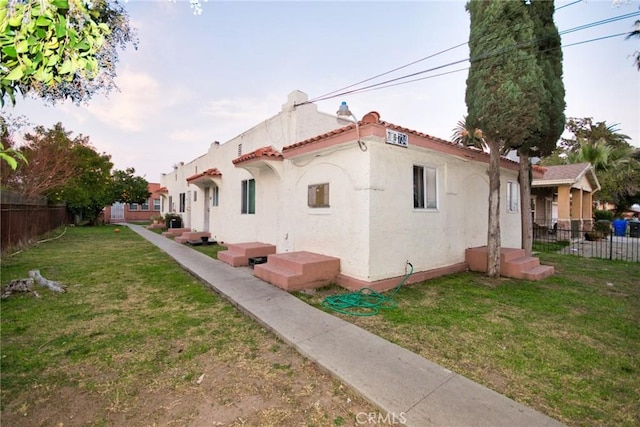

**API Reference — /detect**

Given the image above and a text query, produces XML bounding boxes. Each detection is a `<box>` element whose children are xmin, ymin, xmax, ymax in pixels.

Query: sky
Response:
<box><xmin>3</xmin><ymin>0</ymin><xmax>640</xmax><ymax>183</ymax></box>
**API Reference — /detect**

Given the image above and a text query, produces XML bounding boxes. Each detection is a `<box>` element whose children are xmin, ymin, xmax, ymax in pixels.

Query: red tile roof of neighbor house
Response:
<box><xmin>282</xmin><ymin>111</ymin><xmax>520</xmax><ymax>170</ymax></box>
<box><xmin>157</xmin><ymin>186</ymin><xmax>168</xmax><ymax>193</ymax></box>
<box><xmin>186</xmin><ymin>168</ymin><xmax>222</xmax><ymax>182</ymax></box>
<box><xmin>232</xmin><ymin>146</ymin><xmax>283</xmax><ymax>165</ymax></box>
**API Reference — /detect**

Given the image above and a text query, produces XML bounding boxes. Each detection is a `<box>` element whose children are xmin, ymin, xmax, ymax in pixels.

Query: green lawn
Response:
<box><xmin>297</xmin><ymin>252</ymin><xmax>640</xmax><ymax>426</ymax></box>
<box><xmin>0</xmin><ymin>226</ymin><xmax>380</xmax><ymax>426</ymax></box>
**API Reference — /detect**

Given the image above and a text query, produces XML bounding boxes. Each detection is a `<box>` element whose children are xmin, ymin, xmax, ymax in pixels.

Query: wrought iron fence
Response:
<box><xmin>533</xmin><ymin>221</ymin><xmax>640</xmax><ymax>262</ymax></box>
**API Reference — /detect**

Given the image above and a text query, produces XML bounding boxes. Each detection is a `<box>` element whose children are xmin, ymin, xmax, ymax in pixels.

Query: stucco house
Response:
<box><xmin>531</xmin><ymin>163</ymin><xmax>600</xmax><ymax>236</ymax></box>
<box><xmin>160</xmin><ymin>91</ymin><xmax>537</xmax><ymax>291</ymax></box>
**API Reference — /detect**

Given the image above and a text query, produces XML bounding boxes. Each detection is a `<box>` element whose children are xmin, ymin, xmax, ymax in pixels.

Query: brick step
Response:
<box><xmin>522</xmin><ymin>265</ymin><xmax>555</xmax><ymax>281</ymax></box>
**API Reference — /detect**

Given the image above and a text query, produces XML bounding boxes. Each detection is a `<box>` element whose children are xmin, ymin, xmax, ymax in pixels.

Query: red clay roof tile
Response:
<box><xmin>232</xmin><ymin>146</ymin><xmax>283</xmax><ymax>165</ymax></box>
<box><xmin>186</xmin><ymin>168</ymin><xmax>222</xmax><ymax>182</ymax></box>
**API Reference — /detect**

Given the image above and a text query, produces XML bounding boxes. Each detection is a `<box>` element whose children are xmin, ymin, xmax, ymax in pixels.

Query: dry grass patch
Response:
<box><xmin>1</xmin><ymin>226</ymin><xmax>389</xmax><ymax>426</ymax></box>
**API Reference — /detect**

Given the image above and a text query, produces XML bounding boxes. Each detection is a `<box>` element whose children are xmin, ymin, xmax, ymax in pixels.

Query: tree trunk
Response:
<box><xmin>519</xmin><ymin>152</ymin><xmax>533</xmax><ymax>256</ymax></box>
<box><xmin>487</xmin><ymin>143</ymin><xmax>501</xmax><ymax>278</ymax></box>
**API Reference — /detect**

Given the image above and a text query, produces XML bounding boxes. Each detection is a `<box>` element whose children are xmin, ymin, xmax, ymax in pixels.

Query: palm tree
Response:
<box><xmin>566</xmin><ymin>139</ymin><xmax>613</xmax><ymax>171</ymax></box>
<box><xmin>451</xmin><ymin>116</ymin><xmax>487</xmax><ymax>152</ymax></box>
<box><xmin>626</xmin><ymin>19</ymin><xmax>640</xmax><ymax>71</ymax></box>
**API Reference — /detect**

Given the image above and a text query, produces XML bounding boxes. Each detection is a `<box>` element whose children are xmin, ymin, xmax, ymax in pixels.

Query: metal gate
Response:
<box><xmin>111</xmin><ymin>203</ymin><xmax>125</xmax><ymax>222</ymax></box>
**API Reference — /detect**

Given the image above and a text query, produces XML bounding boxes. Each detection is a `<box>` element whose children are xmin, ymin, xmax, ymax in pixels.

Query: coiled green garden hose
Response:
<box><xmin>322</xmin><ymin>262</ymin><xmax>413</xmax><ymax>316</ymax></box>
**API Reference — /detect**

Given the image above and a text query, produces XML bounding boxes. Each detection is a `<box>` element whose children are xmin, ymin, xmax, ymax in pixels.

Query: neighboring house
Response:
<box><xmin>531</xmin><ymin>162</ymin><xmax>600</xmax><ymax>234</ymax></box>
<box><xmin>159</xmin><ymin>90</ymin><xmax>524</xmax><ymax>289</ymax></box>
<box><xmin>104</xmin><ymin>182</ymin><xmax>162</xmax><ymax>223</ymax></box>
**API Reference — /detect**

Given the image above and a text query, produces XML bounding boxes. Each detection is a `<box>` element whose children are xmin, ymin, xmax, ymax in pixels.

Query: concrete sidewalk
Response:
<box><xmin>127</xmin><ymin>224</ymin><xmax>564</xmax><ymax>427</ymax></box>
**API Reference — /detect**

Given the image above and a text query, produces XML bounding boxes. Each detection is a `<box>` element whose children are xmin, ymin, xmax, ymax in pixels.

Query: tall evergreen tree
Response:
<box><xmin>466</xmin><ymin>0</ymin><xmax>545</xmax><ymax>277</ymax></box>
<box><xmin>518</xmin><ymin>0</ymin><xmax>565</xmax><ymax>256</ymax></box>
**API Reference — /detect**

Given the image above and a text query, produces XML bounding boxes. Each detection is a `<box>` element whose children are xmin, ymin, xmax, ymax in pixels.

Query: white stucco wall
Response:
<box><xmin>160</xmin><ymin>90</ymin><xmax>523</xmax><ymax>283</ymax></box>
<box><xmin>160</xmin><ymin>91</ymin><xmax>347</xmax><ymax>244</ymax></box>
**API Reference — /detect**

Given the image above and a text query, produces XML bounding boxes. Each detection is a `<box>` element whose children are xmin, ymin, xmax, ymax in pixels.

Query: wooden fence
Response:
<box><xmin>1</xmin><ymin>191</ymin><xmax>72</xmax><ymax>253</ymax></box>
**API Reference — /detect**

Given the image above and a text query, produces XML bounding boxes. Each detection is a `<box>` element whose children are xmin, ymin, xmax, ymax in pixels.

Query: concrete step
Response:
<box><xmin>500</xmin><ymin>248</ymin><xmax>526</xmax><ymax>263</ymax></box>
<box><xmin>502</xmin><ymin>256</ymin><xmax>540</xmax><ymax>279</ymax></box>
<box><xmin>522</xmin><ymin>265</ymin><xmax>555</xmax><ymax>281</ymax></box>
<box><xmin>254</xmin><ymin>251</ymin><xmax>340</xmax><ymax>291</ymax></box>
<box><xmin>175</xmin><ymin>231</ymin><xmax>211</xmax><ymax>244</ymax></box>
<box><xmin>218</xmin><ymin>242</ymin><xmax>276</xmax><ymax>267</ymax></box>
<box><xmin>161</xmin><ymin>227</ymin><xmax>190</xmax><ymax>237</ymax></box>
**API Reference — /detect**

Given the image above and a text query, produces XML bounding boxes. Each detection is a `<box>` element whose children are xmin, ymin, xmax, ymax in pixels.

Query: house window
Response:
<box><xmin>153</xmin><ymin>198</ymin><xmax>161</xmax><ymax>211</ymax></box>
<box><xmin>141</xmin><ymin>199</ymin><xmax>150</xmax><ymax>211</ymax></box>
<box><xmin>241</xmin><ymin>179</ymin><xmax>255</xmax><ymax>214</ymax></box>
<box><xmin>413</xmin><ymin>165</ymin><xmax>437</xmax><ymax>209</ymax></box>
<box><xmin>129</xmin><ymin>203</ymin><xmax>138</xmax><ymax>211</ymax></box>
<box><xmin>507</xmin><ymin>181</ymin><xmax>519</xmax><ymax>213</ymax></box>
<box><xmin>193</xmin><ymin>191</ymin><xmax>197</xmax><ymax>202</ymax></box>
<box><xmin>179</xmin><ymin>193</ymin><xmax>186</xmax><ymax>213</ymax></box>
<box><xmin>308</xmin><ymin>183</ymin><xmax>330</xmax><ymax>208</ymax></box>
<box><xmin>212</xmin><ymin>186</ymin><xmax>219</xmax><ymax>207</ymax></box>
<box><xmin>168</xmin><ymin>195</ymin><xmax>173</xmax><ymax>212</ymax></box>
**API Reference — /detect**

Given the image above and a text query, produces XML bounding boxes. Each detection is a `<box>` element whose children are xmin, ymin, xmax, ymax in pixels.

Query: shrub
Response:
<box><xmin>594</xmin><ymin>220</ymin><xmax>611</xmax><ymax>236</ymax></box>
<box><xmin>594</xmin><ymin>209</ymin><xmax>614</xmax><ymax>221</ymax></box>
<box><xmin>585</xmin><ymin>231</ymin><xmax>605</xmax><ymax>241</ymax></box>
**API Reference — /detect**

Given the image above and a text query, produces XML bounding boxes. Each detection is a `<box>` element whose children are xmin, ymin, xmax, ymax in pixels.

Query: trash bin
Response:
<box><xmin>613</xmin><ymin>219</ymin><xmax>627</xmax><ymax>237</ymax></box>
<box><xmin>169</xmin><ymin>217</ymin><xmax>182</xmax><ymax>229</ymax></box>
<box><xmin>630</xmin><ymin>222</ymin><xmax>640</xmax><ymax>238</ymax></box>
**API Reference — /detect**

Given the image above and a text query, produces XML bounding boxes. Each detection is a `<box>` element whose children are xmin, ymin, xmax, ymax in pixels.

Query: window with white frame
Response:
<box><xmin>308</xmin><ymin>183</ymin><xmax>330</xmax><ymax>208</ymax></box>
<box><xmin>153</xmin><ymin>198</ymin><xmax>161</xmax><ymax>211</ymax></box>
<box><xmin>212</xmin><ymin>186</ymin><xmax>219</xmax><ymax>206</ymax></box>
<box><xmin>129</xmin><ymin>203</ymin><xmax>138</xmax><ymax>211</ymax></box>
<box><xmin>141</xmin><ymin>199</ymin><xmax>150</xmax><ymax>211</ymax></box>
<box><xmin>507</xmin><ymin>181</ymin><xmax>519</xmax><ymax>213</ymax></box>
<box><xmin>413</xmin><ymin>165</ymin><xmax>437</xmax><ymax>209</ymax></box>
<box><xmin>241</xmin><ymin>179</ymin><xmax>255</xmax><ymax>214</ymax></box>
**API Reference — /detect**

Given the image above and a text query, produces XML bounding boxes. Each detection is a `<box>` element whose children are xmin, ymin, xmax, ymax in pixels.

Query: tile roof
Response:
<box><xmin>186</xmin><ymin>168</ymin><xmax>222</xmax><ymax>183</ymax></box>
<box><xmin>532</xmin><ymin>162</ymin><xmax>600</xmax><ymax>191</ymax></box>
<box><xmin>282</xmin><ymin>111</ymin><xmax>520</xmax><ymax>168</ymax></box>
<box><xmin>232</xmin><ymin>146</ymin><xmax>283</xmax><ymax>165</ymax></box>
<box><xmin>157</xmin><ymin>186</ymin><xmax>168</xmax><ymax>193</ymax></box>
<box><xmin>536</xmin><ymin>163</ymin><xmax>590</xmax><ymax>182</ymax></box>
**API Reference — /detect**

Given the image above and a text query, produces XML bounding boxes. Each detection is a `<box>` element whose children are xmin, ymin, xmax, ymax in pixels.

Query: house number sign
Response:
<box><xmin>386</xmin><ymin>129</ymin><xmax>408</xmax><ymax>148</ymax></box>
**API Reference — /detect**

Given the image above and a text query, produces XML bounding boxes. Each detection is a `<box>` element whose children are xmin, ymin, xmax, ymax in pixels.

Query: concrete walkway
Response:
<box><xmin>127</xmin><ymin>224</ymin><xmax>564</xmax><ymax>427</ymax></box>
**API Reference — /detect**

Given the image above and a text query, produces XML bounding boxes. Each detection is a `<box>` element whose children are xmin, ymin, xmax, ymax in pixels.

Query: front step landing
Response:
<box><xmin>465</xmin><ymin>246</ymin><xmax>554</xmax><ymax>281</ymax></box>
<box><xmin>218</xmin><ymin>242</ymin><xmax>276</xmax><ymax>267</ymax></box>
<box><xmin>254</xmin><ymin>251</ymin><xmax>340</xmax><ymax>291</ymax></box>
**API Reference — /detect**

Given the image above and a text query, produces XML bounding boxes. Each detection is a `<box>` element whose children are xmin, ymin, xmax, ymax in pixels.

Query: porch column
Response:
<box><xmin>582</xmin><ymin>191</ymin><xmax>593</xmax><ymax>231</ymax></box>
<box><xmin>557</xmin><ymin>186</ymin><xmax>571</xmax><ymax>240</ymax></box>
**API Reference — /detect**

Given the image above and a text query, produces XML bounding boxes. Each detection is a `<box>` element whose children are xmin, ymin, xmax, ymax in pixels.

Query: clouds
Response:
<box><xmin>85</xmin><ymin>68</ymin><xmax>175</xmax><ymax>132</ymax></box>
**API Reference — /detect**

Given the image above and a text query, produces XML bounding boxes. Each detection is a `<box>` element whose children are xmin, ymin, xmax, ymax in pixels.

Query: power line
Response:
<box><xmin>307</xmin><ymin>0</ymin><xmax>588</xmax><ymax>104</ymax></box>
<box><xmin>305</xmin><ymin>11</ymin><xmax>639</xmax><ymax>105</ymax></box>
<box><xmin>310</xmin><ymin>42</ymin><xmax>468</xmax><ymax>102</ymax></box>
<box><xmin>346</xmin><ymin>32</ymin><xmax>629</xmax><ymax>98</ymax></box>
<box><xmin>556</xmin><ymin>0</ymin><xmax>583</xmax><ymax>11</ymax></box>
